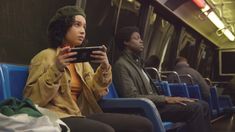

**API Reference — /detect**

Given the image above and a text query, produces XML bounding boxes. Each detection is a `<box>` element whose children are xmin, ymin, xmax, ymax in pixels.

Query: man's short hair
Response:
<box><xmin>115</xmin><ymin>26</ymin><xmax>139</xmax><ymax>51</ymax></box>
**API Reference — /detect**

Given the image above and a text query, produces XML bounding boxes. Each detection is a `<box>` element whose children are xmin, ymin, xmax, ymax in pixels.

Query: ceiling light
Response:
<box><xmin>199</xmin><ymin>3</ymin><xmax>235</xmax><ymax>41</ymax></box>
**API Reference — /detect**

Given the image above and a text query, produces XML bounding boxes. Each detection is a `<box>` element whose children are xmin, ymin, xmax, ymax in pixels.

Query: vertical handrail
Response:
<box><xmin>114</xmin><ymin>0</ymin><xmax>123</xmax><ymax>35</ymax></box>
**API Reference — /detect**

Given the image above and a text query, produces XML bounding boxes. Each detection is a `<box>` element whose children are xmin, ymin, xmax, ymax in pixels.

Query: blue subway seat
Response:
<box><xmin>102</xmin><ymin>83</ymin><xmax>185</xmax><ymax>132</ymax></box>
<box><xmin>1</xmin><ymin>64</ymin><xmax>28</xmax><ymax>100</ymax></box>
<box><xmin>0</xmin><ymin>63</ymin><xmax>169</xmax><ymax>132</ymax></box>
<box><xmin>0</xmin><ymin>64</ymin><xmax>6</xmax><ymax>100</ymax></box>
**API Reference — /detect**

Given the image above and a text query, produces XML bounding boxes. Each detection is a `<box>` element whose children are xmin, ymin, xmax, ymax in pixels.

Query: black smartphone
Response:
<box><xmin>70</xmin><ymin>46</ymin><xmax>104</xmax><ymax>63</ymax></box>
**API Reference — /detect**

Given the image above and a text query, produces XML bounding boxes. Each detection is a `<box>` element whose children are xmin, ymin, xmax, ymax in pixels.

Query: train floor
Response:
<box><xmin>211</xmin><ymin>114</ymin><xmax>235</xmax><ymax>132</ymax></box>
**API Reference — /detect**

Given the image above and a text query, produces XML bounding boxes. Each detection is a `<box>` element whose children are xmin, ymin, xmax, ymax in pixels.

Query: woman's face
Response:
<box><xmin>64</xmin><ymin>15</ymin><xmax>86</xmax><ymax>47</ymax></box>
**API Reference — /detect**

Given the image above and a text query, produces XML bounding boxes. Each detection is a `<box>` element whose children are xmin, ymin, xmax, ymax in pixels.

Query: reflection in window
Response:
<box><xmin>143</xmin><ymin>6</ymin><xmax>175</xmax><ymax>71</ymax></box>
<box><xmin>84</xmin><ymin>0</ymin><xmax>142</xmax><ymax>65</ymax></box>
<box><xmin>114</xmin><ymin>0</ymin><xmax>141</xmax><ymax>30</ymax></box>
<box><xmin>178</xmin><ymin>28</ymin><xmax>196</xmax><ymax>67</ymax></box>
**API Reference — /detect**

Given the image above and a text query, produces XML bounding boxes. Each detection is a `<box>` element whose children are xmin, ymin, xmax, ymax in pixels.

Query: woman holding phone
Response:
<box><xmin>23</xmin><ymin>5</ymin><xmax>153</xmax><ymax>132</ymax></box>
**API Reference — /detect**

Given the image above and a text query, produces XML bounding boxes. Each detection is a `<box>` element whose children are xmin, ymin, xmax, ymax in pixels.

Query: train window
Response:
<box><xmin>85</xmin><ymin>0</ymin><xmax>116</xmax><ymax>45</ymax></box>
<box><xmin>196</xmin><ymin>40</ymin><xmax>215</xmax><ymax>78</ymax></box>
<box><xmin>114</xmin><ymin>0</ymin><xmax>141</xmax><ymax>30</ymax></box>
<box><xmin>85</xmin><ymin>0</ymin><xmax>141</xmax><ymax>43</ymax></box>
<box><xmin>177</xmin><ymin>28</ymin><xmax>215</xmax><ymax>78</ymax></box>
<box><xmin>177</xmin><ymin>28</ymin><xmax>197</xmax><ymax>66</ymax></box>
<box><xmin>0</xmin><ymin>0</ymin><xmax>76</xmax><ymax>64</ymax></box>
<box><xmin>219</xmin><ymin>49</ymin><xmax>235</xmax><ymax>76</ymax></box>
<box><xmin>85</xmin><ymin>0</ymin><xmax>142</xmax><ymax>65</ymax></box>
<box><xmin>143</xmin><ymin>6</ymin><xmax>176</xmax><ymax>71</ymax></box>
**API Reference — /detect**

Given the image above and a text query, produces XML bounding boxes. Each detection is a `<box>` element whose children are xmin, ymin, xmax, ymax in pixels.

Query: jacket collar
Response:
<box><xmin>122</xmin><ymin>50</ymin><xmax>143</xmax><ymax>68</ymax></box>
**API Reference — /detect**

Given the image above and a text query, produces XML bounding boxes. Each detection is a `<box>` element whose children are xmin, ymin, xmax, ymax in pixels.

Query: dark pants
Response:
<box><xmin>61</xmin><ymin>113</ymin><xmax>153</xmax><ymax>132</ymax></box>
<box><xmin>157</xmin><ymin>100</ymin><xmax>211</xmax><ymax>132</ymax></box>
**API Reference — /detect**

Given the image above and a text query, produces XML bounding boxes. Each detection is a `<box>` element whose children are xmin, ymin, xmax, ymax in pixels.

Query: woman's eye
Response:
<box><xmin>74</xmin><ymin>23</ymin><xmax>80</xmax><ymax>27</ymax></box>
<box><xmin>134</xmin><ymin>37</ymin><xmax>139</xmax><ymax>40</ymax></box>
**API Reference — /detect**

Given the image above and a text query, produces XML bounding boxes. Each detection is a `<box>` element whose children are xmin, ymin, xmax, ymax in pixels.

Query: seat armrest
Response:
<box><xmin>99</xmin><ymin>98</ymin><xmax>165</xmax><ymax>132</ymax></box>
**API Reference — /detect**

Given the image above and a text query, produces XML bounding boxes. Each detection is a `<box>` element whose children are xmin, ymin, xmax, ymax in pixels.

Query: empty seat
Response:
<box><xmin>1</xmin><ymin>64</ymin><xmax>28</xmax><ymax>99</ymax></box>
<box><xmin>102</xmin><ymin>83</ymin><xmax>186</xmax><ymax>132</ymax></box>
<box><xmin>0</xmin><ymin>64</ymin><xmax>168</xmax><ymax>132</ymax></box>
<box><xmin>187</xmin><ymin>84</ymin><xmax>202</xmax><ymax>100</ymax></box>
<box><xmin>101</xmin><ymin>83</ymin><xmax>166</xmax><ymax>132</ymax></box>
<box><xmin>168</xmin><ymin>83</ymin><xmax>189</xmax><ymax>98</ymax></box>
<box><xmin>0</xmin><ymin>64</ymin><xmax>6</xmax><ymax>100</ymax></box>
<box><xmin>210</xmin><ymin>86</ymin><xmax>235</xmax><ymax>115</ymax></box>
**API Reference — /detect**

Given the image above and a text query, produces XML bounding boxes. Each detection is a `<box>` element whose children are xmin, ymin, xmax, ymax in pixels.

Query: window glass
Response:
<box><xmin>143</xmin><ymin>6</ymin><xmax>176</xmax><ymax>71</ymax></box>
<box><xmin>115</xmin><ymin>0</ymin><xmax>141</xmax><ymax>30</ymax></box>
<box><xmin>0</xmin><ymin>0</ymin><xmax>76</xmax><ymax>64</ymax></box>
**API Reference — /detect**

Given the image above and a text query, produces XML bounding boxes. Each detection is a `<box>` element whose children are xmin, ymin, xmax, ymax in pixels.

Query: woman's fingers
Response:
<box><xmin>56</xmin><ymin>46</ymin><xmax>78</xmax><ymax>71</ymax></box>
<box><xmin>90</xmin><ymin>45</ymin><xmax>108</xmax><ymax>64</ymax></box>
<box><xmin>59</xmin><ymin>46</ymin><xmax>71</xmax><ymax>55</ymax></box>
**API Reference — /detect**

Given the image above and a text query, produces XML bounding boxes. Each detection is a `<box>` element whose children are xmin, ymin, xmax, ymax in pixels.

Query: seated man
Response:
<box><xmin>171</xmin><ymin>57</ymin><xmax>210</xmax><ymax>101</ymax></box>
<box><xmin>113</xmin><ymin>26</ymin><xmax>211</xmax><ymax>132</ymax></box>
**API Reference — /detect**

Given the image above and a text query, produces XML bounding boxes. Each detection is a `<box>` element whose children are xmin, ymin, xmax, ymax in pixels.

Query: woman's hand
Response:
<box><xmin>55</xmin><ymin>46</ymin><xmax>77</xmax><ymax>72</ymax></box>
<box><xmin>90</xmin><ymin>45</ymin><xmax>110</xmax><ymax>70</ymax></box>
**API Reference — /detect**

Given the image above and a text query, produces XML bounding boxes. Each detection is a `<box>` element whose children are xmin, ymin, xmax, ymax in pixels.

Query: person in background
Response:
<box><xmin>172</xmin><ymin>57</ymin><xmax>210</xmax><ymax>101</ymax></box>
<box><xmin>113</xmin><ymin>26</ymin><xmax>211</xmax><ymax>132</ymax></box>
<box><xmin>23</xmin><ymin>6</ymin><xmax>153</xmax><ymax>132</ymax></box>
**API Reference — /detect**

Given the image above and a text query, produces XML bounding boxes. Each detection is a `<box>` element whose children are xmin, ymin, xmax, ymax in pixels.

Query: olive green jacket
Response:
<box><xmin>23</xmin><ymin>48</ymin><xmax>112</xmax><ymax>118</ymax></box>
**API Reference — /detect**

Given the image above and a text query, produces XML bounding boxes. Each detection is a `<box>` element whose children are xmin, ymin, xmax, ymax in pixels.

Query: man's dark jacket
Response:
<box><xmin>113</xmin><ymin>51</ymin><xmax>166</xmax><ymax>104</ymax></box>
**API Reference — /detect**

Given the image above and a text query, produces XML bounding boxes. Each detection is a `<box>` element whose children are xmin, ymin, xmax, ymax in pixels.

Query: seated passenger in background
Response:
<box><xmin>113</xmin><ymin>26</ymin><xmax>211</xmax><ymax>132</ymax></box>
<box><xmin>23</xmin><ymin>6</ymin><xmax>153</xmax><ymax>132</ymax></box>
<box><xmin>171</xmin><ymin>57</ymin><xmax>210</xmax><ymax>101</ymax></box>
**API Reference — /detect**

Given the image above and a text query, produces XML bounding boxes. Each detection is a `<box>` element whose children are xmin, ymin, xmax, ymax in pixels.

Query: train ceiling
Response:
<box><xmin>156</xmin><ymin>0</ymin><xmax>235</xmax><ymax>49</ymax></box>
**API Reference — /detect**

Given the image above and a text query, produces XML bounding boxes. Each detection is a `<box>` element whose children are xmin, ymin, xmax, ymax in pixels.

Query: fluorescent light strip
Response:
<box><xmin>201</xmin><ymin>4</ymin><xmax>235</xmax><ymax>41</ymax></box>
<box><xmin>224</xmin><ymin>29</ymin><xmax>235</xmax><ymax>41</ymax></box>
<box><xmin>207</xmin><ymin>12</ymin><xmax>225</xmax><ymax>29</ymax></box>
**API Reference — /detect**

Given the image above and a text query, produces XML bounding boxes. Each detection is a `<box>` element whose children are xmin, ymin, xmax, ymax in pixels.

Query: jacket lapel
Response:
<box><xmin>122</xmin><ymin>52</ymin><xmax>154</xmax><ymax>94</ymax></box>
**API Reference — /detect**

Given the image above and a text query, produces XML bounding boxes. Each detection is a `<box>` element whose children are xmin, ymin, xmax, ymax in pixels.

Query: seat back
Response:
<box><xmin>168</xmin><ymin>83</ymin><xmax>189</xmax><ymax>97</ymax></box>
<box><xmin>154</xmin><ymin>81</ymin><xmax>172</xmax><ymax>96</ymax></box>
<box><xmin>1</xmin><ymin>64</ymin><xmax>29</xmax><ymax>99</ymax></box>
<box><xmin>103</xmin><ymin>83</ymin><xmax>119</xmax><ymax>99</ymax></box>
<box><xmin>187</xmin><ymin>85</ymin><xmax>202</xmax><ymax>100</ymax></box>
<box><xmin>0</xmin><ymin>64</ymin><xmax>7</xmax><ymax>100</ymax></box>
<box><xmin>210</xmin><ymin>87</ymin><xmax>220</xmax><ymax>110</ymax></box>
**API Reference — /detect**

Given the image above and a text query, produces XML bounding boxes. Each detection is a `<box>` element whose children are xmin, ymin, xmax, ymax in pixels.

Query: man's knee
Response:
<box><xmin>197</xmin><ymin>100</ymin><xmax>210</xmax><ymax>110</ymax></box>
<box><xmin>92</xmin><ymin>123</ymin><xmax>115</xmax><ymax>132</ymax></box>
<box><xmin>186</xmin><ymin>101</ymin><xmax>204</xmax><ymax>114</ymax></box>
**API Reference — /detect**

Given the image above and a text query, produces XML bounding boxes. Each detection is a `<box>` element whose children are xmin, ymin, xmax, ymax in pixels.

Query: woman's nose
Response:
<box><xmin>80</xmin><ymin>27</ymin><xmax>85</xmax><ymax>34</ymax></box>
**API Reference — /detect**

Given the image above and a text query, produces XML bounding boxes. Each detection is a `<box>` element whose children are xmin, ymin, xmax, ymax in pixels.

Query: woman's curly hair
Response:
<box><xmin>47</xmin><ymin>16</ymin><xmax>75</xmax><ymax>49</ymax></box>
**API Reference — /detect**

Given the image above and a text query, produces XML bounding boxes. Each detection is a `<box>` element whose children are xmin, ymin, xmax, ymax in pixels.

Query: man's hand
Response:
<box><xmin>165</xmin><ymin>96</ymin><xmax>195</xmax><ymax>106</ymax></box>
